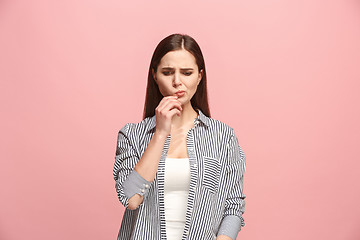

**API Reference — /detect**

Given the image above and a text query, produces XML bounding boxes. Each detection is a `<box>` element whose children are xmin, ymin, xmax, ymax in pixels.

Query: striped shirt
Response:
<box><xmin>113</xmin><ymin>109</ymin><xmax>246</xmax><ymax>240</ymax></box>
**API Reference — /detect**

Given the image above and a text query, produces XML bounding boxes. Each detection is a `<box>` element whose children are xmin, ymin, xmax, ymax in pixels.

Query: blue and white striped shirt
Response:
<box><xmin>113</xmin><ymin>109</ymin><xmax>246</xmax><ymax>240</ymax></box>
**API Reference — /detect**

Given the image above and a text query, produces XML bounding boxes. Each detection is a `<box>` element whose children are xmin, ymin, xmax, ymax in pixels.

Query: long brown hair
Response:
<box><xmin>142</xmin><ymin>33</ymin><xmax>211</xmax><ymax>120</ymax></box>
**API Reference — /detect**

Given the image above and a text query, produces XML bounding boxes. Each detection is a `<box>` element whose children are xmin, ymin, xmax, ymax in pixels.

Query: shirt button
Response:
<box><xmin>193</xmin><ymin>163</ymin><xmax>197</xmax><ymax>168</ymax></box>
<box><xmin>141</xmin><ymin>189</ymin><xmax>145</xmax><ymax>193</ymax></box>
<box><xmin>145</xmin><ymin>184</ymin><xmax>149</xmax><ymax>188</ymax></box>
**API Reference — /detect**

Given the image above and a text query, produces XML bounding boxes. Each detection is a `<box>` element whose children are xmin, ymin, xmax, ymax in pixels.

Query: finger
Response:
<box><xmin>157</xmin><ymin>96</ymin><xmax>178</xmax><ymax>108</ymax></box>
<box><xmin>169</xmin><ymin>108</ymin><xmax>181</xmax><ymax>117</ymax></box>
<box><xmin>157</xmin><ymin>97</ymin><xmax>181</xmax><ymax>114</ymax></box>
<box><xmin>162</xmin><ymin>99</ymin><xmax>183</xmax><ymax>114</ymax></box>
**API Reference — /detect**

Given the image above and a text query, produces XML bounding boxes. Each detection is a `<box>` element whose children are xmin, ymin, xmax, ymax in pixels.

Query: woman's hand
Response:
<box><xmin>154</xmin><ymin>95</ymin><xmax>183</xmax><ymax>137</ymax></box>
<box><xmin>216</xmin><ymin>235</ymin><xmax>232</xmax><ymax>240</ymax></box>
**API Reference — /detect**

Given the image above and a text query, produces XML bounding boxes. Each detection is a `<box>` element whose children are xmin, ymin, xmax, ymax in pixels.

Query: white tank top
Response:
<box><xmin>164</xmin><ymin>157</ymin><xmax>191</xmax><ymax>240</ymax></box>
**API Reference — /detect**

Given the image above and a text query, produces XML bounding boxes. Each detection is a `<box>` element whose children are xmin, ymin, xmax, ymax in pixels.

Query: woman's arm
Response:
<box><xmin>113</xmin><ymin>96</ymin><xmax>182</xmax><ymax>210</ymax></box>
<box><xmin>216</xmin><ymin>129</ymin><xmax>246</xmax><ymax>240</ymax></box>
<box><xmin>126</xmin><ymin>131</ymin><xmax>168</xmax><ymax>209</ymax></box>
<box><xmin>113</xmin><ymin>125</ymin><xmax>168</xmax><ymax>210</ymax></box>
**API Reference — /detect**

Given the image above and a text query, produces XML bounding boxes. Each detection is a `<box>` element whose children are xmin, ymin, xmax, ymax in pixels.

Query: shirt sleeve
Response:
<box><xmin>217</xmin><ymin>129</ymin><xmax>246</xmax><ymax>239</ymax></box>
<box><xmin>122</xmin><ymin>169</ymin><xmax>151</xmax><ymax>199</ymax></box>
<box><xmin>113</xmin><ymin>123</ymin><xmax>151</xmax><ymax>209</ymax></box>
<box><xmin>217</xmin><ymin>215</ymin><xmax>242</xmax><ymax>240</ymax></box>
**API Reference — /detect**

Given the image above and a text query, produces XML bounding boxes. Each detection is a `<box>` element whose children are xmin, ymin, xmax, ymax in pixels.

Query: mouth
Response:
<box><xmin>175</xmin><ymin>91</ymin><xmax>185</xmax><ymax>97</ymax></box>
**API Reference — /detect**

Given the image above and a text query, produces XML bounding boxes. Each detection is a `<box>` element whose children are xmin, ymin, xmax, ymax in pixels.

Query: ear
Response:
<box><xmin>152</xmin><ymin>68</ymin><xmax>157</xmax><ymax>82</ymax></box>
<box><xmin>198</xmin><ymin>69</ymin><xmax>203</xmax><ymax>85</ymax></box>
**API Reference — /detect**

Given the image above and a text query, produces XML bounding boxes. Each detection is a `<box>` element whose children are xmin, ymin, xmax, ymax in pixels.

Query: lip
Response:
<box><xmin>175</xmin><ymin>91</ymin><xmax>185</xmax><ymax>96</ymax></box>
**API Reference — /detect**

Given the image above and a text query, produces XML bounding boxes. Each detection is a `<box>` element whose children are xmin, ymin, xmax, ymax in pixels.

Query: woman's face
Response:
<box><xmin>152</xmin><ymin>49</ymin><xmax>203</xmax><ymax>106</ymax></box>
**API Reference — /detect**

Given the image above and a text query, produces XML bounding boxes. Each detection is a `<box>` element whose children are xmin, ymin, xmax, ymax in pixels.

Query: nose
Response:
<box><xmin>173</xmin><ymin>71</ymin><xmax>182</xmax><ymax>86</ymax></box>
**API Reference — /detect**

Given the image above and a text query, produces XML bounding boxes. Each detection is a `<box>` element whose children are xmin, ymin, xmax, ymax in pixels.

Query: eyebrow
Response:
<box><xmin>161</xmin><ymin>67</ymin><xmax>194</xmax><ymax>70</ymax></box>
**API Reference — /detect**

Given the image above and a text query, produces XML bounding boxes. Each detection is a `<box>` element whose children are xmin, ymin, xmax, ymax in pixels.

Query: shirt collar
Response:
<box><xmin>147</xmin><ymin>108</ymin><xmax>210</xmax><ymax>132</ymax></box>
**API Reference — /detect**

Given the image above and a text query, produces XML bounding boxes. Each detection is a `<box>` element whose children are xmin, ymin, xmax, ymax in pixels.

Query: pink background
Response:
<box><xmin>1</xmin><ymin>0</ymin><xmax>360</xmax><ymax>239</ymax></box>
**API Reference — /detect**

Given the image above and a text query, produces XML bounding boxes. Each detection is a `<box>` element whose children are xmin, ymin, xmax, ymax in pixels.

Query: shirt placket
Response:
<box><xmin>158</xmin><ymin>134</ymin><xmax>171</xmax><ymax>240</ymax></box>
<box><xmin>182</xmin><ymin>119</ymin><xmax>200</xmax><ymax>240</ymax></box>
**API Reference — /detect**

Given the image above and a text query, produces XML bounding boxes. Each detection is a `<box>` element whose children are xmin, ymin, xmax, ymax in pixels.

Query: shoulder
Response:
<box><xmin>118</xmin><ymin>115</ymin><xmax>154</xmax><ymax>137</ymax></box>
<box><xmin>205</xmin><ymin>115</ymin><xmax>236</xmax><ymax>140</ymax></box>
<box><xmin>203</xmin><ymin>116</ymin><xmax>245</xmax><ymax>165</ymax></box>
<box><xmin>116</xmin><ymin>117</ymin><xmax>153</xmax><ymax>153</ymax></box>
<box><xmin>205</xmin><ymin>115</ymin><xmax>245</xmax><ymax>156</ymax></box>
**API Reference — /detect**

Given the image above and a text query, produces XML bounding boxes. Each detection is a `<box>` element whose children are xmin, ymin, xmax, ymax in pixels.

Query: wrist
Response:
<box><xmin>153</xmin><ymin>131</ymin><xmax>168</xmax><ymax>141</ymax></box>
<box><xmin>216</xmin><ymin>235</ymin><xmax>232</xmax><ymax>240</ymax></box>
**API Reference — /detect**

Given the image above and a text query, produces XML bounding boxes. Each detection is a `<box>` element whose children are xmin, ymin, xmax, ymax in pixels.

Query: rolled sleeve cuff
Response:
<box><xmin>121</xmin><ymin>169</ymin><xmax>151</xmax><ymax>199</ymax></box>
<box><xmin>217</xmin><ymin>215</ymin><xmax>242</xmax><ymax>240</ymax></box>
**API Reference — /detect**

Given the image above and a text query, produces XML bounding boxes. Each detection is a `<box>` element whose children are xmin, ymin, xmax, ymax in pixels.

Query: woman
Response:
<box><xmin>113</xmin><ymin>33</ymin><xmax>246</xmax><ymax>240</ymax></box>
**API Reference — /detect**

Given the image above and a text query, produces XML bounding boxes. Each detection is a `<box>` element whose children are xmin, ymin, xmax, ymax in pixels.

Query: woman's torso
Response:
<box><xmin>165</xmin><ymin>119</ymin><xmax>193</xmax><ymax>239</ymax></box>
<box><xmin>115</xmin><ymin>109</ymin><xmax>245</xmax><ymax>240</ymax></box>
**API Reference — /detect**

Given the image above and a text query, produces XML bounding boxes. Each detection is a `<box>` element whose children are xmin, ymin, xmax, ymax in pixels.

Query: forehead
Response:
<box><xmin>159</xmin><ymin>49</ymin><xmax>197</xmax><ymax>67</ymax></box>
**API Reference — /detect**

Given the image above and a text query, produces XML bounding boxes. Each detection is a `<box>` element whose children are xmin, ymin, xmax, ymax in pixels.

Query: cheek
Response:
<box><xmin>189</xmin><ymin>78</ymin><xmax>199</xmax><ymax>90</ymax></box>
<box><xmin>157</xmin><ymin>79</ymin><xmax>173</xmax><ymax>95</ymax></box>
